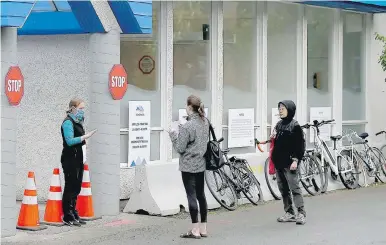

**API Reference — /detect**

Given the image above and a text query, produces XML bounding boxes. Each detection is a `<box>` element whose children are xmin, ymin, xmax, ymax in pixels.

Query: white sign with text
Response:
<box><xmin>228</xmin><ymin>108</ymin><xmax>254</xmax><ymax>148</ymax></box>
<box><xmin>309</xmin><ymin>107</ymin><xmax>332</xmax><ymax>143</ymax></box>
<box><xmin>271</xmin><ymin>108</ymin><xmax>280</xmax><ymax>134</ymax></box>
<box><xmin>128</xmin><ymin>101</ymin><xmax>151</xmax><ymax>168</ymax></box>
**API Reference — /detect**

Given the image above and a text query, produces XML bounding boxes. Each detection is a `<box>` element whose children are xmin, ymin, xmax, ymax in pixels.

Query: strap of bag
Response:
<box><xmin>205</xmin><ymin>118</ymin><xmax>217</xmax><ymax>141</ymax></box>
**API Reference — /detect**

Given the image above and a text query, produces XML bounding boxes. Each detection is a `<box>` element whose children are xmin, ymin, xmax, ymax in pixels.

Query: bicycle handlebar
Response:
<box><xmin>375</xmin><ymin>131</ymin><xmax>386</xmax><ymax>136</ymax></box>
<box><xmin>301</xmin><ymin>119</ymin><xmax>335</xmax><ymax>129</ymax></box>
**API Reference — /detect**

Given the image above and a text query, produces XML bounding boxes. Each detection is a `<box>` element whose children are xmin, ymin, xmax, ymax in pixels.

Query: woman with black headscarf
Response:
<box><xmin>271</xmin><ymin>100</ymin><xmax>306</xmax><ymax>225</ymax></box>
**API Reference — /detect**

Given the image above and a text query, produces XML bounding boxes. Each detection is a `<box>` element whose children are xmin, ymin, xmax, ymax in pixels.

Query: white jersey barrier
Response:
<box><xmin>124</xmin><ymin>151</ymin><xmax>374</xmax><ymax>215</ymax></box>
<box><xmin>123</xmin><ymin>161</ymin><xmax>220</xmax><ymax>216</ymax></box>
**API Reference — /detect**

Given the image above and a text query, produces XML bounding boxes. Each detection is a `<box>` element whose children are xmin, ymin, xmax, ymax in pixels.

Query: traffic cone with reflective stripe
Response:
<box><xmin>17</xmin><ymin>171</ymin><xmax>47</xmax><ymax>231</ymax></box>
<box><xmin>42</xmin><ymin>168</ymin><xmax>64</xmax><ymax>226</ymax></box>
<box><xmin>76</xmin><ymin>164</ymin><xmax>100</xmax><ymax>221</ymax></box>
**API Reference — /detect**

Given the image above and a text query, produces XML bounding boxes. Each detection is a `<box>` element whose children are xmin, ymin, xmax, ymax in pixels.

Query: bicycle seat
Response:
<box><xmin>359</xmin><ymin>132</ymin><xmax>369</xmax><ymax>139</ymax></box>
<box><xmin>330</xmin><ymin>135</ymin><xmax>342</xmax><ymax>141</ymax></box>
<box><xmin>223</xmin><ymin>149</ymin><xmax>230</xmax><ymax>154</ymax></box>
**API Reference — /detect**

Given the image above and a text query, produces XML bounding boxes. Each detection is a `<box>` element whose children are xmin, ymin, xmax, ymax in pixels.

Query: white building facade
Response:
<box><xmin>2</xmin><ymin>0</ymin><xmax>386</xmax><ymax>237</ymax></box>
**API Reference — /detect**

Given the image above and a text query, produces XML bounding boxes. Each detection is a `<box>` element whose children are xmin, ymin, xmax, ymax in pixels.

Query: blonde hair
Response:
<box><xmin>66</xmin><ymin>98</ymin><xmax>84</xmax><ymax>114</ymax></box>
<box><xmin>187</xmin><ymin>95</ymin><xmax>205</xmax><ymax>119</ymax></box>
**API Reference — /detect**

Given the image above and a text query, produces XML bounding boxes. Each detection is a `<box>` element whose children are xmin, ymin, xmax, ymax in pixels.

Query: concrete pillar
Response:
<box><xmin>1</xmin><ymin>27</ymin><xmax>18</xmax><ymax>238</ymax></box>
<box><xmin>88</xmin><ymin>30</ymin><xmax>121</xmax><ymax>217</ymax></box>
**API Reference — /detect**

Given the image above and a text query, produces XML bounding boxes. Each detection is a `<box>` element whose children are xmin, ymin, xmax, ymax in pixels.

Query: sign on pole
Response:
<box><xmin>5</xmin><ymin>66</ymin><xmax>24</xmax><ymax>106</ymax></box>
<box><xmin>109</xmin><ymin>64</ymin><xmax>128</xmax><ymax>100</ymax></box>
<box><xmin>128</xmin><ymin>101</ymin><xmax>151</xmax><ymax>168</ymax></box>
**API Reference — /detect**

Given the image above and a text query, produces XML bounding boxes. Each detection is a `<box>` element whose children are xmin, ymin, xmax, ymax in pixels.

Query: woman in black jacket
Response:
<box><xmin>271</xmin><ymin>100</ymin><xmax>306</xmax><ymax>225</ymax></box>
<box><xmin>61</xmin><ymin>98</ymin><xmax>96</xmax><ymax>226</ymax></box>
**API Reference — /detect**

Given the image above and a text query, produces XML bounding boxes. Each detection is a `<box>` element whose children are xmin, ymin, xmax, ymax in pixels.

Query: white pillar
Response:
<box><xmin>159</xmin><ymin>1</ymin><xmax>174</xmax><ymax>162</ymax></box>
<box><xmin>330</xmin><ymin>10</ymin><xmax>343</xmax><ymax>136</ymax></box>
<box><xmin>1</xmin><ymin>27</ymin><xmax>18</xmax><ymax>238</ymax></box>
<box><xmin>88</xmin><ymin>29</ymin><xmax>121</xmax><ymax>216</ymax></box>
<box><xmin>296</xmin><ymin>5</ymin><xmax>308</xmax><ymax>125</ymax></box>
<box><xmin>363</xmin><ymin>14</ymin><xmax>372</xmax><ymax>136</ymax></box>
<box><xmin>210</xmin><ymin>1</ymin><xmax>224</xmax><ymax>138</ymax></box>
<box><xmin>256</xmin><ymin>1</ymin><xmax>268</xmax><ymax>146</ymax></box>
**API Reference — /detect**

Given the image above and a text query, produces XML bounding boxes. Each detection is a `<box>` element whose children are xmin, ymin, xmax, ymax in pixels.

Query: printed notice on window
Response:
<box><xmin>127</xmin><ymin>101</ymin><xmax>151</xmax><ymax>168</ymax></box>
<box><xmin>309</xmin><ymin>107</ymin><xmax>332</xmax><ymax>143</ymax></box>
<box><xmin>228</xmin><ymin>108</ymin><xmax>255</xmax><ymax>148</ymax></box>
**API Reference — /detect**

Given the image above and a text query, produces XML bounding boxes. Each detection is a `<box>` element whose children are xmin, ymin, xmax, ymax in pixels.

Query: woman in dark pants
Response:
<box><xmin>169</xmin><ymin>95</ymin><xmax>210</xmax><ymax>239</ymax></box>
<box><xmin>61</xmin><ymin>98</ymin><xmax>96</xmax><ymax>226</ymax></box>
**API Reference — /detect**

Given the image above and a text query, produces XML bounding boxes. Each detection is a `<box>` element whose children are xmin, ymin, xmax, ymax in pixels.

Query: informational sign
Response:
<box><xmin>310</xmin><ymin>107</ymin><xmax>332</xmax><ymax>142</ymax></box>
<box><xmin>228</xmin><ymin>108</ymin><xmax>254</xmax><ymax>148</ymax></box>
<box><xmin>5</xmin><ymin>66</ymin><xmax>24</xmax><ymax>106</ymax></box>
<box><xmin>178</xmin><ymin>108</ymin><xmax>209</xmax><ymax>125</ymax></box>
<box><xmin>271</xmin><ymin>108</ymin><xmax>280</xmax><ymax>134</ymax></box>
<box><xmin>109</xmin><ymin>64</ymin><xmax>128</xmax><ymax>100</ymax></box>
<box><xmin>138</xmin><ymin>55</ymin><xmax>155</xmax><ymax>75</ymax></box>
<box><xmin>128</xmin><ymin>101</ymin><xmax>151</xmax><ymax>168</ymax></box>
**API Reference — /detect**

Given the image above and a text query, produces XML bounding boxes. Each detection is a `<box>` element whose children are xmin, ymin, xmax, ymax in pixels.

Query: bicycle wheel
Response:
<box><xmin>264</xmin><ymin>157</ymin><xmax>282</xmax><ymax>200</ymax></box>
<box><xmin>314</xmin><ymin>152</ymin><xmax>329</xmax><ymax>193</ymax></box>
<box><xmin>298</xmin><ymin>154</ymin><xmax>324</xmax><ymax>196</ymax></box>
<box><xmin>338</xmin><ymin>149</ymin><xmax>360</xmax><ymax>189</ymax></box>
<box><xmin>205</xmin><ymin>168</ymin><xmax>238</xmax><ymax>211</ymax></box>
<box><xmin>367</xmin><ymin>147</ymin><xmax>386</xmax><ymax>183</ymax></box>
<box><xmin>233</xmin><ymin>163</ymin><xmax>264</xmax><ymax>205</ymax></box>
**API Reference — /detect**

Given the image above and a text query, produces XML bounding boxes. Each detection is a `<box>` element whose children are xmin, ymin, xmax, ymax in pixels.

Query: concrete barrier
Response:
<box><xmin>123</xmin><ymin>161</ymin><xmax>220</xmax><ymax>216</ymax></box>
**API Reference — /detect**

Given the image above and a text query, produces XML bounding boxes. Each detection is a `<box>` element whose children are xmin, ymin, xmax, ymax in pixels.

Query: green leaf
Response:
<box><xmin>375</xmin><ymin>32</ymin><xmax>386</xmax><ymax>72</ymax></box>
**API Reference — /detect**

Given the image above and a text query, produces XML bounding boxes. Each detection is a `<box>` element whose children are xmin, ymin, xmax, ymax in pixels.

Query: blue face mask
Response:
<box><xmin>74</xmin><ymin>109</ymin><xmax>85</xmax><ymax>122</ymax></box>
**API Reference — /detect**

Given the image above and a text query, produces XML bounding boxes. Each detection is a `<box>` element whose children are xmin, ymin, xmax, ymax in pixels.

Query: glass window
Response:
<box><xmin>343</xmin><ymin>12</ymin><xmax>365</xmax><ymax>121</ymax></box>
<box><xmin>172</xmin><ymin>1</ymin><xmax>211</xmax><ymax>158</ymax></box>
<box><xmin>120</xmin><ymin>2</ymin><xmax>160</xmax><ymax>162</ymax></box>
<box><xmin>306</xmin><ymin>6</ymin><xmax>334</xmax><ymax>147</ymax></box>
<box><xmin>223</xmin><ymin>1</ymin><xmax>257</xmax><ymax>154</ymax></box>
<box><xmin>267</xmin><ymin>2</ymin><xmax>298</xmax><ymax>127</ymax></box>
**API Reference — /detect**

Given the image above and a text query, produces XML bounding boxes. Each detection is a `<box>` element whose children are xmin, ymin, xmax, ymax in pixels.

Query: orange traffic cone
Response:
<box><xmin>76</xmin><ymin>164</ymin><xmax>100</xmax><ymax>221</ymax></box>
<box><xmin>17</xmin><ymin>172</ymin><xmax>47</xmax><ymax>231</ymax></box>
<box><xmin>42</xmin><ymin>168</ymin><xmax>64</xmax><ymax>226</ymax></box>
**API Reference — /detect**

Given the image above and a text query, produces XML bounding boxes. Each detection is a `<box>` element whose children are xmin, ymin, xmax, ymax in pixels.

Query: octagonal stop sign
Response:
<box><xmin>109</xmin><ymin>64</ymin><xmax>128</xmax><ymax>100</ymax></box>
<box><xmin>5</xmin><ymin>66</ymin><xmax>24</xmax><ymax>106</ymax></box>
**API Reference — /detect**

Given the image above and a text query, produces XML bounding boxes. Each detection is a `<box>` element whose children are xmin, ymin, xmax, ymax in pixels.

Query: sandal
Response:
<box><xmin>180</xmin><ymin>231</ymin><xmax>201</xmax><ymax>239</ymax></box>
<box><xmin>200</xmin><ymin>233</ymin><xmax>208</xmax><ymax>238</ymax></box>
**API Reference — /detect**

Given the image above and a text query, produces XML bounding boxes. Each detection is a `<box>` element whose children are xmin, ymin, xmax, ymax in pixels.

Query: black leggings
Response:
<box><xmin>181</xmin><ymin>171</ymin><xmax>208</xmax><ymax>223</ymax></box>
<box><xmin>62</xmin><ymin>162</ymin><xmax>84</xmax><ymax>221</ymax></box>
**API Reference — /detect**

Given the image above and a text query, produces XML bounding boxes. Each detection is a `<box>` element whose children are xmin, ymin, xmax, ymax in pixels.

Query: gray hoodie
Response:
<box><xmin>169</xmin><ymin>112</ymin><xmax>209</xmax><ymax>173</ymax></box>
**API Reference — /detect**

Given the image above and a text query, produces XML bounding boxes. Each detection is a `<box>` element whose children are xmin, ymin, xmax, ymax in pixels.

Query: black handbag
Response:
<box><xmin>204</xmin><ymin>119</ymin><xmax>225</xmax><ymax>171</ymax></box>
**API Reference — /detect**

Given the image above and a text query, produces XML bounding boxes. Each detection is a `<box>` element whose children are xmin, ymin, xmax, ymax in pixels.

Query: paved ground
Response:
<box><xmin>2</xmin><ymin>184</ymin><xmax>386</xmax><ymax>245</ymax></box>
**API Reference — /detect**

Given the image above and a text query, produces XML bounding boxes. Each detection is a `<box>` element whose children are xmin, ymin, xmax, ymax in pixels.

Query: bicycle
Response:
<box><xmin>375</xmin><ymin>130</ymin><xmax>386</xmax><ymax>180</ymax></box>
<box><xmin>347</xmin><ymin>131</ymin><xmax>386</xmax><ymax>184</ymax></box>
<box><xmin>255</xmin><ymin>124</ymin><xmax>325</xmax><ymax>200</ymax></box>
<box><xmin>205</xmin><ymin>137</ymin><xmax>264</xmax><ymax>211</ymax></box>
<box><xmin>303</xmin><ymin>119</ymin><xmax>360</xmax><ymax>190</ymax></box>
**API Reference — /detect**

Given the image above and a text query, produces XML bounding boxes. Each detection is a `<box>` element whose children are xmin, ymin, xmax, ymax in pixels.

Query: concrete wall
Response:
<box><xmin>16</xmin><ymin>35</ymin><xmax>90</xmax><ymax>202</ymax></box>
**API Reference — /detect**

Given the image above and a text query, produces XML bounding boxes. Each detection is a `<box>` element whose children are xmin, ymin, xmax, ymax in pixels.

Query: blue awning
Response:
<box><xmin>299</xmin><ymin>1</ymin><xmax>386</xmax><ymax>13</ymax></box>
<box><xmin>108</xmin><ymin>0</ymin><xmax>152</xmax><ymax>34</ymax></box>
<box><xmin>18</xmin><ymin>0</ymin><xmax>105</xmax><ymax>35</ymax></box>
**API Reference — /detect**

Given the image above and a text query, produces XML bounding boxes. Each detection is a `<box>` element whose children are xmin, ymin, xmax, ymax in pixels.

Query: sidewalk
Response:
<box><xmin>4</xmin><ymin>184</ymin><xmax>386</xmax><ymax>245</ymax></box>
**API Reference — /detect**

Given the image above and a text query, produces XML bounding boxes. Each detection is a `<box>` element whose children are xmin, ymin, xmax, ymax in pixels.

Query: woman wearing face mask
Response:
<box><xmin>169</xmin><ymin>95</ymin><xmax>210</xmax><ymax>239</ymax></box>
<box><xmin>61</xmin><ymin>98</ymin><xmax>97</xmax><ymax>226</ymax></box>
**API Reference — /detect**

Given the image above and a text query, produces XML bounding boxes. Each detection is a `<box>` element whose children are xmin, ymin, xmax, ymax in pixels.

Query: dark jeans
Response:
<box><xmin>181</xmin><ymin>171</ymin><xmax>208</xmax><ymax>224</ymax></box>
<box><xmin>276</xmin><ymin>168</ymin><xmax>306</xmax><ymax>216</ymax></box>
<box><xmin>62</xmin><ymin>162</ymin><xmax>84</xmax><ymax>221</ymax></box>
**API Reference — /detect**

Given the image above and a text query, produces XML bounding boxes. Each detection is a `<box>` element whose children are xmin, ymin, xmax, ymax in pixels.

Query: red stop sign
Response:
<box><xmin>5</xmin><ymin>66</ymin><xmax>24</xmax><ymax>106</ymax></box>
<box><xmin>109</xmin><ymin>64</ymin><xmax>128</xmax><ymax>100</ymax></box>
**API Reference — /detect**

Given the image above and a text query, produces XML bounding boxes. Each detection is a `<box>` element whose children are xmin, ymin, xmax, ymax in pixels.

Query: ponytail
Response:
<box><xmin>198</xmin><ymin>102</ymin><xmax>205</xmax><ymax>119</ymax></box>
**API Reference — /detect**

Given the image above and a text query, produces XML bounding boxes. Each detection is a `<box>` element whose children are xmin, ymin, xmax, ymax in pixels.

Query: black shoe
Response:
<box><xmin>72</xmin><ymin>220</ymin><xmax>82</xmax><ymax>227</ymax></box>
<box><xmin>75</xmin><ymin>219</ymin><xmax>87</xmax><ymax>225</ymax></box>
<box><xmin>63</xmin><ymin>219</ymin><xmax>73</xmax><ymax>226</ymax></box>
